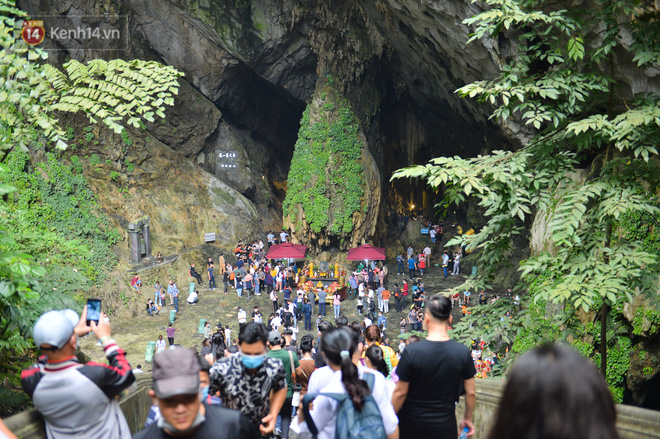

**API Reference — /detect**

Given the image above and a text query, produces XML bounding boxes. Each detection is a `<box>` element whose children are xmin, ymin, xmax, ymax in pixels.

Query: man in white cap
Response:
<box><xmin>21</xmin><ymin>307</ymin><xmax>135</xmax><ymax>439</ymax></box>
<box><xmin>135</xmin><ymin>348</ymin><xmax>258</xmax><ymax>438</ymax></box>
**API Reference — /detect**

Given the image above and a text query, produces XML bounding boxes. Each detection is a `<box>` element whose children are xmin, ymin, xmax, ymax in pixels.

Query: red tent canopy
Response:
<box><xmin>347</xmin><ymin>244</ymin><xmax>386</xmax><ymax>261</ymax></box>
<box><xmin>266</xmin><ymin>242</ymin><xmax>307</xmax><ymax>259</ymax></box>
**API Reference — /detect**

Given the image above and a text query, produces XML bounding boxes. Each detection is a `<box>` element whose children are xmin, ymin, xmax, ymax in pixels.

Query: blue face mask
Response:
<box><xmin>201</xmin><ymin>386</ymin><xmax>209</xmax><ymax>401</ymax></box>
<box><xmin>241</xmin><ymin>353</ymin><xmax>265</xmax><ymax>369</ymax></box>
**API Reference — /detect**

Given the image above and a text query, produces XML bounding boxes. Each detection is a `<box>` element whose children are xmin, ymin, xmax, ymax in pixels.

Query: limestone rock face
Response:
<box><xmin>20</xmin><ymin>0</ymin><xmax>516</xmax><ymax>258</ymax></box>
<box><xmin>81</xmin><ymin>124</ymin><xmax>259</xmax><ymax>260</ymax></box>
<box><xmin>20</xmin><ymin>0</ymin><xmax>660</xmax><ymax>260</ymax></box>
<box><xmin>145</xmin><ymin>79</ymin><xmax>223</xmax><ymax>160</ymax></box>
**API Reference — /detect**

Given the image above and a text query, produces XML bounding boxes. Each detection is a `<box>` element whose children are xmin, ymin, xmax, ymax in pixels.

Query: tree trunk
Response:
<box><xmin>600</xmin><ymin>302</ymin><xmax>608</xmax><ymax>377</ymax></box>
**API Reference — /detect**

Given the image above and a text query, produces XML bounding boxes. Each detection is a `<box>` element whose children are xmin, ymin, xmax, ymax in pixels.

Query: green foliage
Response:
<box><xmin>394</xmin><ymin>0</ymin><xmax>660</xmax><ymax>310</ymax></box>
<box><xmin>283</xmin><ymin>79</ymin><xmax>365</xmax><ymax>235</ymax></box>
<box><xmin>69</xmin><ymin>155</ymin><xmax>82</xmax><ymax>174</ymax></box>
<box><xmin>616</xmin><ymin>210</ymin><xmax>660</xmax><ymax>259</ymax></box>
<box><xmin>0</xmin><ymin>0</ymin><xmax>183</xmax><ymax>154</ymax></box>
<box><xmin>89</xmin><ymin>154</ymin><xmax>101</xmax><ymax>167</ymax></box>
<box><xmin>120</xmin><ymin>129</ymin><xmax>133</xmax><ymax>147</ymax></box>
<box><xmin>0</xmin><ymin>162</ymin><xmax>79</xmax><ymax>411</ymax></box>
<box><xmin>65</xmin><ymin>126</ymin><xmax>75</xmax><ymax>141</ymax></box>
<box><xmin>593</xmin><ymin>336</ymin><xmax>632</xmax><ymax>403</ymax></box>
<box><xmin>633</xmin><ymin>308</ymin><xmax>660</xmax><ymax>336</ymax></box>
<box><xmin>110</xmin><ymin>171</ymin><xmax>119</xmax><ymax>181</ymax></box>
<box><xmin>394</xmin><ymin>0</ymin><xmax>660</xmax><ymax>394</ymax></box>
<box><xmin>1</xmin><ymin>151</ymin><xmax>119</xmax><ymax>284</ymax></box>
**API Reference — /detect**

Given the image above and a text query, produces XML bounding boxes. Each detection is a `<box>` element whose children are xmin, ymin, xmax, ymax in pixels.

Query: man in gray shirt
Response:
<box><xmin>22</xmin><ymin>308</ymin><xmax>135</xmax><ymax>439</ymax></box>
<box><xmin>317</xmin><ymin>289</ymin><xmax>327</xmax><ymax>316</ymax></box>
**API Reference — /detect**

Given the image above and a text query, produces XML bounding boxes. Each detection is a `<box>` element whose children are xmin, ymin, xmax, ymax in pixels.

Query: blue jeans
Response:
<box><xmin>304</xmin><ymin>314</ymin><xmax>312</xmax><ymax>330</ymax></box>
<box><xmin>155</xmin><ymin>291</ymin><xmax>161</xmax><ymax>306</ymax></box>
<box><xmin>443</xmin><ymin>266</ymin><xmax>448</xmax><ymax>277</ymax></box>
<box><xmin>334</xmin><ymin>304</ymin><xmax>340</xmax><ymax>317</ymax></box>
<box><xmin>254</xmin><ymin>281</ymin><xmax>260</xmax><ymax>295</ymax></box>
<box><xmin>209</xmin><ymin>277</ymin><xmax>216</xmax><ymax>289</ymax></box>
<box><xmin>319</xmin><ymin>302</ymin><xmax>326</xmax><ymax>316</ymax></box>
<box><xmin>173</xmin><ymin>296</ymin><xmax>179</xmax><ymax>312</ymax></box>
<box><xmin>237</xmin><ymin>288</ymin><xmax>242</xmax><ymax>298</ymax></box>
<box><xmin>398</xmin><ymin>263</ymin><xmax>404</xmax><ymax>274</ymax></box>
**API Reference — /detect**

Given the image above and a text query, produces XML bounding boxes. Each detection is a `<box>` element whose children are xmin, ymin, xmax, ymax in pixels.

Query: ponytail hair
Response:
<box><xmin>321</xmin><ymin>328</ymin><xmax>370</xmax><ymax>411</ymax></box>
<box><xmin>212</xmin><ymin>331</ymin><xmax>226</xmax><ymax>360</ymax></box>
<box><xmin>365</xmin><ymin>344</ymin><xmax>388</xmax><ymax>377</ymax></box>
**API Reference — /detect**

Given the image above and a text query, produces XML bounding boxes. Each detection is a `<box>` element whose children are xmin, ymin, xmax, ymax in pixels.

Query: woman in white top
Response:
<box><xmin>293</xmin><ymin>327</ymin><xmax>399</xmax><ymax>439</ymax></box>
<box><xmin>155</xmin><ymin>335</ymin><xmax>166</xmax><ymax>353</ymax></box>
<box><xmin>276</xmin><ymin>271</ymin><xmax>283</xmax><ymax>291</ymax></box>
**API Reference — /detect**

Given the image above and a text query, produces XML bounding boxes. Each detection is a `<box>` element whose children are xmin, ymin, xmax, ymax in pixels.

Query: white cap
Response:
<box><xmin>33</xmin><ymin>309</ymin><xmax>79</xmax><ymax>349</ymax></box>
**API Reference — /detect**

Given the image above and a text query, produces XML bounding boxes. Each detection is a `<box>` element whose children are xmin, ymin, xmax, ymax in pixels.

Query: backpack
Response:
<box><xmin>302</xmin><ymin>372</ymin><xmax>385</xmax><ymax>439</ymax></box>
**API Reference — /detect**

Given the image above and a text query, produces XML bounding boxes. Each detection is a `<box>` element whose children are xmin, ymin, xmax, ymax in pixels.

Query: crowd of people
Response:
<box><xmin>6</xmin><ymin>224</ymin><xmax>625</xmax><ymax>439</ymax></box>
<box><xmin>15</xmin><ymin>292</ymin><xmax>622</xmax><ymax>439</ymax></box>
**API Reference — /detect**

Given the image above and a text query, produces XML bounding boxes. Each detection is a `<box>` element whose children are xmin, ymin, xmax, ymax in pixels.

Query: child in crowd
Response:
<box><xmin>357</xmin><ymin>297</ymin><xmax>364</xmax><ymax>315</ymax></box>
<box><xmin>235</xmin><ymin>277</ymin><xmax>243</xmax><ymax>298</ymax></box>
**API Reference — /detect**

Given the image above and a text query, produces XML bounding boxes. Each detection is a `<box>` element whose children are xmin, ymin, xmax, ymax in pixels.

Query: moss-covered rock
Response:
<box><xmin>283</xmin><ymin>75</ymin><xmax>380</xmax><ymax>251</ymax></box>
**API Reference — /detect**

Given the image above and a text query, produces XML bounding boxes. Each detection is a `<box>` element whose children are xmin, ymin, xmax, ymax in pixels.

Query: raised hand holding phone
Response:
<box><xmin>74</xmin><ymin>305</ymin><xmax>92</xmax><ymax>337</ymax></box>
<box><xmin>86</xmin><ymin>298</ymin><xmax>101</xmax><ymax>325</ymax></box>
<box><xmin>91</xmin><ymin>312</ymin><xmax>111</xmax><ymax>340</ymax></box>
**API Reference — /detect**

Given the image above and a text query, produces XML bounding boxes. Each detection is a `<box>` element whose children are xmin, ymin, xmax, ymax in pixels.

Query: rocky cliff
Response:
<box><xmin>19</xmin><ymin>0</ymin><xmax>516</xmax><ymax>253</ymax></box>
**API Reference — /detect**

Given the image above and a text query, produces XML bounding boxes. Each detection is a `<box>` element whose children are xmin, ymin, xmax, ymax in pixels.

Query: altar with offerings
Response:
<box><xmin>297</xmin><ymin>279</ymin><xmax>347</xmax><ymax>302</ymax></box>
<box><xmin>298</xmin><ymin>261</ymin><xmax>347</xmax><ymax>302</ymax></box>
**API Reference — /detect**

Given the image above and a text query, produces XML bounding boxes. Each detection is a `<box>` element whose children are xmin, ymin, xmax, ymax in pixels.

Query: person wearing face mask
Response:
<box><xmin>135</xmin><ymin>348</ymin><xmax>257</xmax><ymax>439</ymax></box>
<box><xmin>209</xmin><ymin>322</ymin><xmax>287</xmax><ymax>437</ymax></box>
<box><xmin>21</xmin><ymin>307</ymin><xmax>135</xmax><ymax>439</ymax></box>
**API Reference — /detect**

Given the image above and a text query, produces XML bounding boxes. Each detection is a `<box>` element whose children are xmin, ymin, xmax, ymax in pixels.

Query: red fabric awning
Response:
<box><xmin>347</xmin><ymin>244</ymin><xmax>386</xmax><ymax>261</ymax></box>
<box><xmin>266</xmin><ymin>242</ymin><xmax>307</xmax><ymax>259</ymax></box>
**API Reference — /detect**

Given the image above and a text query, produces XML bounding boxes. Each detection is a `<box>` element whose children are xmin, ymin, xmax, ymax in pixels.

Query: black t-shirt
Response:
<box><xmin>134</xmin><ymin>404</ymin><xmax>259</xmax><ymax>439</ymax></box>
<box><xmin>313</xmin><ymin>341</ymin><xmax>326</xmax><ymax>368</ymax></box>
<box><xmin>397</xmin><ymin>339</ymin><xmax>475</xmax><ymax>430</ymax></box>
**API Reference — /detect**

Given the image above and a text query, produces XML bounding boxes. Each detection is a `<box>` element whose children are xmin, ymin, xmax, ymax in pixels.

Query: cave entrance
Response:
<box><xmin>212</xmin><ymin>62</ymin><xmax>310</xmax><ymax>219</ymax></box>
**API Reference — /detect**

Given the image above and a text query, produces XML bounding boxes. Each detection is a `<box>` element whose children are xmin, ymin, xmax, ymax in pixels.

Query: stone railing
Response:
<box><xmin>5</xmin><ymin>375</ymin><xmax>660</xmax><ymax>438</ymax></box>
<box><xmin>5</xmin><ymin>373</ymin><xmax>152</xmax><ymax>438</ymax></box>
<box><xmin>456</xmin><ymin>379</ymin><xmax>660</xmax><ymax>438</ymax></box>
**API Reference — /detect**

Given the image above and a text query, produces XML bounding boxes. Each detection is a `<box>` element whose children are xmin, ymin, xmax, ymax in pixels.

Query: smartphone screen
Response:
<box><xmin>86</xmin><ymin>298</ymin><xmax>101</xmax><ymax>325</ymax></box>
